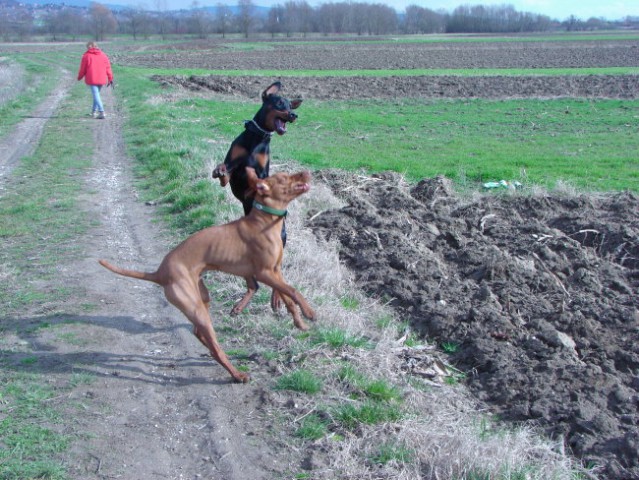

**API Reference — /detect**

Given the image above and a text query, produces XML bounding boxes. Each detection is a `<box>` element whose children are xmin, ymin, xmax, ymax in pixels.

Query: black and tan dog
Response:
<box><xmin>212</xmin><ymin>81</ymin><xmax>302</xmax><ymax>310</ymax></box>
<box><xmin>212</xmin><ymin>81</ymin><xmax>302</xmax><ymax>225</ymax></box>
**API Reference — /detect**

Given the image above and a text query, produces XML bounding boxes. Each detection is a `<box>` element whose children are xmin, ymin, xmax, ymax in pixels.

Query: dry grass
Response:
<box><xmin>0</xmin><ymin>59</ymin><xmax>25</xmax><ymax>107</ymax></box>
<box><xmin>205</xmin><ymin>162</ymin><xmax>596</xmax><ymax>479</ymax></box>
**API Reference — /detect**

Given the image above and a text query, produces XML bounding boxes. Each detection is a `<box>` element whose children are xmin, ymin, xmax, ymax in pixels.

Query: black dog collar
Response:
<box><xmin>245</xmin><ymin>120</ymin><xmax>273</xmax><ymax>139</ymax></box>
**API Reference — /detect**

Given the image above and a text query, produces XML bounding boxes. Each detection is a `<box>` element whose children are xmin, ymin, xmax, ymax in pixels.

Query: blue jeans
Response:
<box><xmin>89</xmin><ymin>85</ymin><xmax>104</xmax><ymax>113</ymax></box>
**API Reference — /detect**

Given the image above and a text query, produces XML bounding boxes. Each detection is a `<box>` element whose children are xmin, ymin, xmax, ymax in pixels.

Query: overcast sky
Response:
<box><xmin>141</xmin><ymin>0</ymin><xmax>638</xmax><ymax>21</ymax></box>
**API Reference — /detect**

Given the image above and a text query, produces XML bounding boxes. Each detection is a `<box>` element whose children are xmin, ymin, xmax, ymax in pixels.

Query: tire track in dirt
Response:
<box><xmin>0</xmin><ymin>71</ymin><xmax>73</xmax><ymax>187</ymax></box>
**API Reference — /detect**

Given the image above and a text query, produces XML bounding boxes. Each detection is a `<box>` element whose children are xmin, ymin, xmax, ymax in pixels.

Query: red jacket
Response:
<box><xmin>77</xmin><ymin>48</ymin><xmax>113</xmax><ymax>86</ymax></box>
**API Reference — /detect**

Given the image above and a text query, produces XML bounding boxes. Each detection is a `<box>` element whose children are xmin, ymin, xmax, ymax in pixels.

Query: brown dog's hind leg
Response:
<box><xmin>165</xmin><ymin>281</ymin><xmax>249</xmax><ymax>383</ymax></box>
<box><xmin>192</xmin><ymin>278</ymin><xmax>212</xmax><ymax>347</ymax></box>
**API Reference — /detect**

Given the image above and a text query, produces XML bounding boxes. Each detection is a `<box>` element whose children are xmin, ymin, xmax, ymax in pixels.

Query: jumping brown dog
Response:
<box><xmin>99</xmin><ymin>168</ymin><xmax>314</xmax><ymax>383</ymax></box>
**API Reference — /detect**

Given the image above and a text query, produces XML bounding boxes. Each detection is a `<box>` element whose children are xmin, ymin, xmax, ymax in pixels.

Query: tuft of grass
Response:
<box><xmin>370</xmin><ymin>442</ymin><xmax>415</xmax><ymax>466</ymax></box>
<box><xmin>441</xmin><ymin>341</ymin><xmax>461</xmax><ymax>354</ymax></box>
<box><xmin>333</xmin><ymin>400</ymin><xmax>403</xmax><ymax>430</ymax></box>
<box><xmin>295</xmin><ymin>413</ymin><xmax>329</xmax><ymax>441</ymax></box>
<box><xmin>364</xmin><ymin>379</ymin><xmax>402</xmax><ymax>403</ymax></box>
<box><xmin>339</xmin><ymin>294</ymin><xmax>360</xmax><ymax>310</ymax></box>
<box><xmin>337</xmin><ymin>365</ymin><xmax>402</xmax><ymax>403</ymax></box>
<box><xmin>310</xmin><ymin>327</ymin><xmax>372</xmax><ymax>349</ymax></box>
<box><xmin>275</xmin><ymin>369</ymin><xmax>323</xmax><ymax>394</ymax></box>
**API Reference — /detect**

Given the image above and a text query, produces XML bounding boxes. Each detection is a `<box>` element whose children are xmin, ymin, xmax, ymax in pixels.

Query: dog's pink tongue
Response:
<box><xmin>275</xmin><ymin>118</ymin><xmax>287</xmax><ymax>135</ymax></box>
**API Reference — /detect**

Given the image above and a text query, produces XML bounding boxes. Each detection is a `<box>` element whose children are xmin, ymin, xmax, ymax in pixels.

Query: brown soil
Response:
<box><xmin>309</xmin><ymin>171</ymin><xmax>639</xmax><ymax>479</ymax></box>
<box><xmin>120</xmin><ymin>37</ymin><xmax>639</xmax><ymax>100</ymax></box>
<box><xmin>114</xmin><ymin>39</ymin><xmax>639</xmax><ymax>70</ymax></box>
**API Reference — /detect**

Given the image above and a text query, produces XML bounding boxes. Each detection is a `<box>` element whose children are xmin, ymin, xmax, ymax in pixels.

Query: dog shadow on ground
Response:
<box><xmin>0</xmin><ymin>313</ymin><xmax>234</xmax><ymax>386</ymax></box>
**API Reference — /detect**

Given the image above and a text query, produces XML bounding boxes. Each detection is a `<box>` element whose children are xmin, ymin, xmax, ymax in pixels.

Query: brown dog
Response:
<box><xmin>99</xmin><ymin>168</ymin><xmax>314</xmax><ymax>383</ymax></box>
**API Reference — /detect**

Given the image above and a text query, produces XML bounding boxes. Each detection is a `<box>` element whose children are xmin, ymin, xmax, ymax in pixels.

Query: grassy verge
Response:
<box><xmin>0</xmin><ymin>77</ymin><xmax>95</xmax><ymax>478</ymax></box>
<box><xmin>0</xmin><ymin>373</ymin><xmax>70</xmax><ymax>480</ymax></box>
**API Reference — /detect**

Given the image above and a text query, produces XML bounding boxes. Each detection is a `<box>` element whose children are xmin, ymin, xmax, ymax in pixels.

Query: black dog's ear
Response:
<box><xmin>290</xmin><ymin>98</ymin><xmax>302</xmax><ymax>109</ymax></box>
<box><xmin>262</xmin><ymin>82</ymin><xmax>282</xmax><ymax>101</ymax></box>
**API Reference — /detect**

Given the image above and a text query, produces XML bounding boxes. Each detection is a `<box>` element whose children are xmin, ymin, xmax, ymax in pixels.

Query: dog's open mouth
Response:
<box><xmin>274</xmin><ymin>118</ymin><xmax>287</xmax><ymax>135</ymax></box>
<box><xmin>294</xmin><ymin>181</ymin><xmax>310</xmax><ymax>193</ymax></box>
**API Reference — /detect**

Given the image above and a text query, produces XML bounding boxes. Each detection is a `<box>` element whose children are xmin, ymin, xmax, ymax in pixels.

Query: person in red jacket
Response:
<box><xmin>77</xmin><ymin>41</ymin><xmax>113</xmax><ymax>119</ymax></box>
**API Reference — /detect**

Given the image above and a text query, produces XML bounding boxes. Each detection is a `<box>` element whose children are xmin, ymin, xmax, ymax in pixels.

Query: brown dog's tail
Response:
<box><xmin>98</xmin><ymin>259</ymin><xmax>160</xmax><ymax>284</ymax></box>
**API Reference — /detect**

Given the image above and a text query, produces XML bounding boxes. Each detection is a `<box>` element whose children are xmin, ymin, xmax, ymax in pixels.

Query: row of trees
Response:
<box><xmin>1</xmin><ymin>0</ymin><xmax>636</xmax><ymax>42</ymax></box>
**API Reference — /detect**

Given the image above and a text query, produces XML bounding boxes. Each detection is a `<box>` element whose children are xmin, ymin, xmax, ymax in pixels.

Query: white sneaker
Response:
<box><xmin>91</xmin><ymin>111</ymin><xmax>98</xmax><ymax>118</ymax></box>
<box><xmin>97</xmin><ymin>112</ymin><xmax>106</xmax><ymax>119</ymax></box>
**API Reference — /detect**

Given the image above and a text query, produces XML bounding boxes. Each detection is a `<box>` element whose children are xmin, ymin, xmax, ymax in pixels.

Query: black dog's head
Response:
<box><xmin>254</xmin><ymin>82</ymin><xmax>302</xmax><ymax>136</ymax></box>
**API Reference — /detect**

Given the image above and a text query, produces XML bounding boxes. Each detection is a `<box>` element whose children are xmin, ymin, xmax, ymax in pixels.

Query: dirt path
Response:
<box><xmin>0</xmin><ymin>70</ymin><xmax>73</xmax><ymax>185</ymax></box>
<box><xmin>7</xmin><ymin>77</ymin><xmax>300</xmax><ymax>479</ymax></box>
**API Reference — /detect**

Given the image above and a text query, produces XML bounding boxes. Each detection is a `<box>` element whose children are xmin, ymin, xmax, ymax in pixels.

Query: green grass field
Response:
<box><xmin>117</xmin><ymin>65</ymin><xmax>639</xmax><ymax>196</ymax></box>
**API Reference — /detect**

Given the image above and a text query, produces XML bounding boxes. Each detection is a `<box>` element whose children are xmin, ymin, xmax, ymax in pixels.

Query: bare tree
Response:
<box><xmin>266</xmin><ymin>4</ymin><xmax>284</xmax><ymax>37</ymax></box>
<box><xmin>214</xmin><ymin>3</ymin><xmax>233</xmax><ymax>38</ymax></box>
<box><xmin>44</xmin><ymin>9</ymin><xmax>67</xmax><ymax>41</ymax></box>
<box><xmin>367</xmin><ymin>3</ymin><xmax>397</xmax><ymax>35</ymax></box>
<box><xmin>89</xmin><ymin>3</ymin><xmax>117</xmax><ymax>41</ymax></box>
<box><xmin>0</xmin><ymin>11</ymin><xmax>9</xmax><ymax>41</ymax></box>
<box><xmin>14</xmin><ymin>10</ymin><xmax>35</xmax><ymax>41</ymax></box>
<box><xmin>447</xmin><ymin>4</ymin><xmax>551</xmax><ymax>33</ymax></box>
<box><xmin>153</xmin><ymin>0</ymin><xmax>170</xmax><ymax>39</ymax></box>
<box><xmin>237</xmin><ymin>0</ymin><xmax>255</xmax><ymax>38</ymax></box>
<box><xmin>121</xmin><ymin>6</ymin><xmax>151</xmax><ymax>39</ymax></box>
<box><xmin>283</xmin><ymin>0</ymin><xmax>313</xmax><ymax>37</ymax></box>
<box><xmin>189</xmin><ymin>1</ymin><xmax>212</xmax><ymax>38</ymax></box>
<box><xmin>317</xmin><ymin>2</ymin><xmax>350</xmax><ymax>34</ymax></box>
<box><xmin>403</xmin><ymin>5</ymin><xmax>444</xmax><ymax>34</ymax></box>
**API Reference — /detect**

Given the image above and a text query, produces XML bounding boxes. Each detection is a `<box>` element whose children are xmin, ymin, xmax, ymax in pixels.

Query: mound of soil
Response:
<box><xmin>309</xmin><ymin>171</ymin><xmax>639</xmax><ymax>479</ymax></box>
<box><xmin>117</xmin><ymin>39</ymin><xmax>639</xmax><ymax>71</ymax></box>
